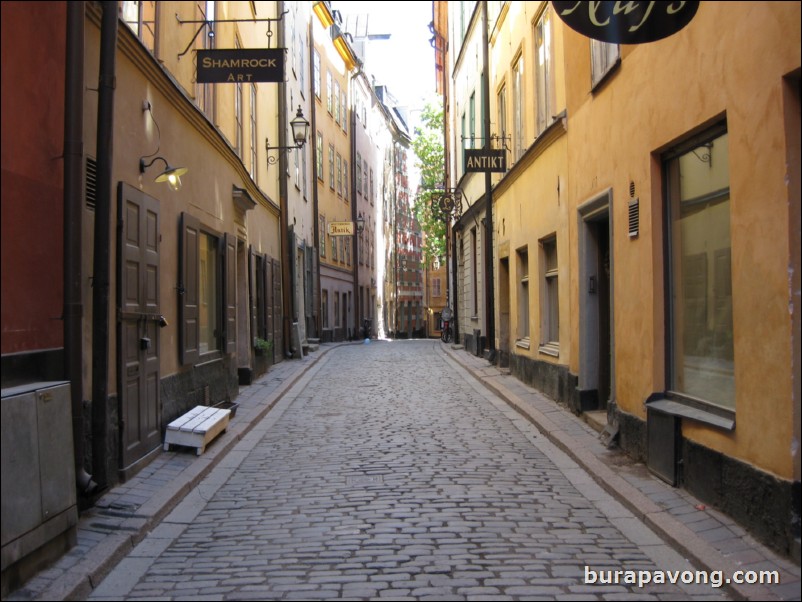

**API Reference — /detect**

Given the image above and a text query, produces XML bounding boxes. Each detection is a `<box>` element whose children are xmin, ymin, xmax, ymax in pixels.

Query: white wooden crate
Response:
<box><xmin>163</xmin><ymin>405</ymin><xmax>231</xmax><ymax>456</ymax></box>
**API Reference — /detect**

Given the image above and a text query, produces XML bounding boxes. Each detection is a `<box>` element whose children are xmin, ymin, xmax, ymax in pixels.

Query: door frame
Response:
<box><xmin>577</xmin><ymin>189</ymin><xmax>615</xmax><ymax>413</ymax></box>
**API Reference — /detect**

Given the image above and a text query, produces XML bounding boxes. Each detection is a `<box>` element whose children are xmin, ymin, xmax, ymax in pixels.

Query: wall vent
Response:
<box><xmin>85</xmin><ymin>156</ymin><xmax>97</xmax><ymax>210</ymax></box>
<box><xmin>628</xmin><ymin>198</ymin><xmax>639</xmax><ymax>238</ymax></box>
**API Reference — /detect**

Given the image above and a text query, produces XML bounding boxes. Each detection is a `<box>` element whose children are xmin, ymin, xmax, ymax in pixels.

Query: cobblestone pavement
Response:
<box><xmin>89</xmin><ymin>340</ymin><xmax>733</xmax><ymax>601</ymax></box>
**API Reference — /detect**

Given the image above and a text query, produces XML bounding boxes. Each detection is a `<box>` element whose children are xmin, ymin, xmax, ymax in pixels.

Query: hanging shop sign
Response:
<box><xmin>465</xmin><ymin>149</ymin><xmax>506</xmax><ymax>173</ymax></box>
<box><xmin>328</xmin><ymin>222</ymin><xmax>354</xmax><ymax>236</ymax></box>
<box><xmin>551</xmin><ymin>1</ymin><xmax>700</xmax><ymax>44</ymax></box>
<box><xmin>197</xmin><ymin>49</ymin><xmax>284</xmax><ymax>83</ymax></box>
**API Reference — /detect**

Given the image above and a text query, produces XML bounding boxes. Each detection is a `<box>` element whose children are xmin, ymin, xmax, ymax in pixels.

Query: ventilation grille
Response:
<box><xmin>85</xmin><ymin>156</ymin><xmax>97</xmax><ymax>210</ymax></box>
<box><xmin>628</xmin><ymin>198</ymin><xmax>639</xmax><ymax>238</ymax></box>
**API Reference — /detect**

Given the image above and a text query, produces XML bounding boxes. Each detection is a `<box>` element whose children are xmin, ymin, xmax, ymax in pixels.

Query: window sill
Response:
<box><xmin>647</xmin><ymin>398</ymin><xmax>735</xmax><ymax>431</ymax></box>
<box><xmin>515</xmin><ymin>338</ymin><xmax>530</xmax><ymax>350</ymax></box>
<box><xmin>538</xmin><ymin>342</ymin><xmax>560</xmax><ymax>357</ymax></box>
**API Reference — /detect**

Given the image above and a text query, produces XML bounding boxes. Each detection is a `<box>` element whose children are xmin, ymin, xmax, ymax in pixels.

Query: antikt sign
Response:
<box><xmin>197</xmin><ymin>49</ymin><xmax>284</xmax><ymax>83</ymax></box>
<box><xmin>465</xmin><ymin>149</ymin><xmax>506</xmax><ymax>173</ymax></box>
<box><xmin>551</xmin><ymin>1</ymin><xmax>700</xmax><ymax>44</ymax></box>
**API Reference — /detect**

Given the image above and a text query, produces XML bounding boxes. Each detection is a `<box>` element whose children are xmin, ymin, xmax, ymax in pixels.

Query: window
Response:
<box><xmin>342</xmin><ymin>91</ymin><xmax>348</xmax><ymax>132</ymax></box>
<box><xmin>665</xmin><ymin>127</ymin><xmax>733</xmax><ymax>410</ymax></box>
<box><xmin>335</xmin><ymin>293</ymin><xmax>340</xmax><ymax>327</ymax></box>
<box><xmin>343</xmin><ymin>160</ymin><xmax>348</xmax><ymax>200</ymax></box>
<box><xmin>313</xmin><ymin>50</ymin><xmax>321</xmax><ymax>99</ymax></box>
<box><xmin>336</xmin><ymin>153</ymin><xmax>342</xmax><ymax>196</ymax></box>
<box><xmin>302</xmin><ymin>139</ymin><xmax>308</xmax><ymax>199</ymax></box>
<box><xmin>356</xmin><ymin>152</ymin><xmax>362</xmax><ymax>195</ymax></box>
<box><xmin>540</xmin><ymin>237</ymin><xmax>559</xmax><ymax>352</ymax></box>
<box><xmin>235</xmin><ymin>39</ymin><xmax>243</xmax><ymax>158</ymax></box>
<box><xmin>198</xmin><ymin>233</ymin><xmax>219</xmax><ymax>354</ymax></box>
<box><xmin>334</xmin><ymin>81</ymin><xmax>341</xmax><ymax>124</ymax></box>
<box><xmin>328</xmin><ymin>144</ymin><xmax>335</xmax><ymax>189</ymax></box>
<box><xmin>469</xmin><ymin>92</ymin><xmax>476</xmax><ymax>149</ymax></box>
<box><xmin>332</xmin><ymin>234</ymin><xmax>338</xmax><ymax>261</ymax></box>
<box><xmin>196</xmin><ymin>1</ymin><xmax>215</xmax><ymax>121</ymax></box>
<box><xmin>497</xmin><ymin>84</ymin><xmax>508</xmax><ymax>170</ymax></box>
<box><xmin>121</xmin><ymin>1</ymin><xmax>157</xmax><ymax>53</ymax></box>
<box><xmin>591</xmin><ymin>39</ymin><xmax>619</xmax><ymax>88</ymax></box>
<box><xmin>369</xmin><ymin>169</ymin><xmax>374</xmax><ymax>204</ymax></box>
<box><xmin>299</xmin><ymin>30</ymin><xmax>306</xmax><ymax>93</ymax></box>
<box><xmin>534</xmin><ymin>6</ymin><xmax>555</xmax><ymax>136</ymax></box>
<box><xmin>322</xmin><ymin>289</ymin><xmax>329</xmax><ymax>328</ymax></box>
<box><xmin>180</xmin><ymin>213</ymin><xmax>236</xmax><ymax>365</ymax></box>
<box><xmin>471</xmin><ymin>228</ymin><xmax>478</xmax><ymax>316</ymax></box>
<box><xmin>319</xmin><ymin>216</ymin><xmax>326</xmax><ymax>257</ymax></box>
<box><xmin>363</xmin><ymin>160</ymin><xmax>369</xmax><ymax>197</ymax></box>
<box><xmin>512</xmin><ymin>54</ymin><xmax>524</xmax><ymax>161</ymax></box>
<box><xmin>327</xmin><ymin>71</ymin><xmax>333</xmax><ymax>114</ymax></box>
<box><xmin>517</xmin><ymin>247</ymin><xmax>529</xmax><ymax>342</ymax></box>
<box><xmin>433</xmin><ymin>277</ymin><xmax>442</xmax><ymax>298</ymax></box>
<box><xmin>316</xmin><ymin>132</ymin><xmax>323</xmax><ymax>180</ymax></box>
<box><xmin>249</xmin><ymin>85</ymin><xmax>257</xmax><ymax>179</ymax></box>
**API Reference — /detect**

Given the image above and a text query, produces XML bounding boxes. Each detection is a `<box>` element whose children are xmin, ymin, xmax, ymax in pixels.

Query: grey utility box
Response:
<box><xmin>1</xmin><ymin>381</ymin><xmax>78</xmax><ymax>589</ymax></box>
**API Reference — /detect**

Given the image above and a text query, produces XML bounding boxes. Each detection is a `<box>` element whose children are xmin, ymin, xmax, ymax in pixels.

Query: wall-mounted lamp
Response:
<box><xmin>356</xmin><ymin>212</ymin><xmax>365</xmax><ymax>233</ymax></box>
<box><xmin>265</xmin><ymin>106</ymin><xmax>310</xmax><ymax>166</ymax></box>
<box><xmin>139</xmin><ymin>156</ymin><xmax>188</xmax><ymax>191</ymax></box>
<box><xmin>312</xmin><ymin>1</ymin><xmax>335</xmax><ymax>28</ymax></box>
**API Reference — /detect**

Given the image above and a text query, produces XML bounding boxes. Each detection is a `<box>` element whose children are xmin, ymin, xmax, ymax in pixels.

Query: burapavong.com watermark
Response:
<box><xmin>584</xmin><ymin>566</ymin><xmax>780</xmax><ymax>589</ymax></box>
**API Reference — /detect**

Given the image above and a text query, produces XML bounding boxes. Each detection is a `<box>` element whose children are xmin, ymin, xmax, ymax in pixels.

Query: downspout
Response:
<box><xmin>277</xmin><ymin>0</ymin><xmax>293</xmax><ymax>358</ymax></box>
<box><xmin>64</xmin><ymin>0</ymin><xmax>95</xmax><ymax>496</ymax></box>
<box><xmin>350</xmin><ymin>73</ymin><xmax>359</xmax><ymax>339</ymax></box>
<box><xmin>310</xmin><ymin>20</ymin><xmax>321</xmax><ymax>340</ymax></box>
<box><xmin>91</xmin><ymin>0</ymin><xmax>117</xmax><ymax>490</ymax></box>
<box><xmin>481</xmin><ymin>0</ymin><xmax>495</xmax><ymax>355</ymax></box>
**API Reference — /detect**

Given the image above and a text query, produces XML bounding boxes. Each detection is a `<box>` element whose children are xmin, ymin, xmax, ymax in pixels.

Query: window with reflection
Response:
<box><xmin>666</xmin><ymin>126</ymin><xmax>733</xmax><ymax>410</ymax></box>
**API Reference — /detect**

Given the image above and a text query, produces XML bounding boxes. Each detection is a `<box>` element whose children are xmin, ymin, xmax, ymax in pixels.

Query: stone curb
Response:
<box><xmin>44</xmin><ymin>345</ymin><xmax>337</xmax><ymax>602</ymax></box>
<box><xmin>439</xmin><ymin>342</ymin><xmax>778</xmax><ymax>602</ymax></box>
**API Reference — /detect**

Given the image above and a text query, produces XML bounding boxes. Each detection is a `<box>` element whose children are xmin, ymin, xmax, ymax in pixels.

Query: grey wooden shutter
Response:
<box><xmin>224</xmin><ymin>233</ymin><xmax>237</xmax><ymax>354</ymax></box>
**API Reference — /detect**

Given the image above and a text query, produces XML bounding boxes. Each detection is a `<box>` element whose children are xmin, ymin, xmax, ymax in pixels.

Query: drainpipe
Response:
<box><xmin>91</xmin><ymin>1</ymin><xmax>117</xmax><ymax>489</ymax></box>
<box><xmin>350</xmin><ymin>73</ymin><xmax>359</xmax><ymax>339</ymax></box>
<box><xmin>310</xmin><ymin>20</ymin><xmax>321</xmax><ymax>339</ymax></box>
<box><xmin>481</xmin><ymin>0</ymin><xmax>495</xmax><ymax>355</ymax></box>
<box><xmin>277</xmin><ymin>0</ymin><xmax>293</xmax><ymax>359</ymax></box>
<box><xmin>64</xmin><ymin>0</ymin><xmax>95</xmax><ymax>495</ymax></box>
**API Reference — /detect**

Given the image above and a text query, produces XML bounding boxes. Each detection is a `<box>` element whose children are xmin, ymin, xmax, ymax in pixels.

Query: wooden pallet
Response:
<box><xmin>163</xmin><ymin>405</ymin><xmax>231</xmax><ymax>456</ymax></box>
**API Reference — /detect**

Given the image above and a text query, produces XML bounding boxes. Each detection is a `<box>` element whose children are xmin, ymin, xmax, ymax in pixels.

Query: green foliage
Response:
<box><xmin>254</xmin><ymin>337</ymin><xmax>273</xmax><ymax>354</ymax></box>
<box><xmin>412</xmin><ymin>100</ymin><xmax>447</xmax><ymax>267</ymax></box>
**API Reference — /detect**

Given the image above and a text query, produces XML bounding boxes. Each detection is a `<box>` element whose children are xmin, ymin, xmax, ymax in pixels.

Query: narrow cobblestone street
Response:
<box><xmin>87</xmin><ymin>341</ymin><xmax>732</xmax><ymax>601</ymax></box>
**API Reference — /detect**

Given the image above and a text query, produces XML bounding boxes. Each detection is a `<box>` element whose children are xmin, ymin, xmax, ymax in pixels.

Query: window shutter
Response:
<box><xmin>224</xmin><ymin>233</ymin><xmax>237</xmax><ymax>354</ymax></box>
<box><xmin>180</xmin><ymin>212</ymin><xmax>200</xmax><ymax>365</ymax></box>
<box><xmin>248</xmin><ymin>246</ymin><xmax>256</xmax><ymax>347</ymax></box>
<box><xmin>305</xmin><ymin>246</ymin><xmax>314</xmax><ymax>319</ymax></box>
<box><xmin>271</xmin><ymin>256</ymin><xmax>283</xmax><ymax>357</ymax></box>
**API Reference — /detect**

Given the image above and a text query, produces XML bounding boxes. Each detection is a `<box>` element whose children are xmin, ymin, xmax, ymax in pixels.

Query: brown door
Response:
<box><xmin>118</xmin><ymin>183</ymin><xmax>161</xmax><ymax>473</ymax></box>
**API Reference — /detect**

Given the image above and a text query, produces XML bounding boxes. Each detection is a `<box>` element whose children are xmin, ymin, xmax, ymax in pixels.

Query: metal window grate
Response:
<box><xmin>628</xmin><ymin>198</ymin><xmax>639</xmax><ymax>238</ymax></box>
<box><xmin>85</xmin><ymin>156</ymin><xmax>97</xmax><ymax>210</ymax></box>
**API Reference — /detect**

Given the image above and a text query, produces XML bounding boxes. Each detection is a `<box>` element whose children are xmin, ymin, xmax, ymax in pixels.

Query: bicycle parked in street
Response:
<box><xmin>440</xmin><ymin>307</ymin><xmax>453</xmax><ymax>343</ymax></box>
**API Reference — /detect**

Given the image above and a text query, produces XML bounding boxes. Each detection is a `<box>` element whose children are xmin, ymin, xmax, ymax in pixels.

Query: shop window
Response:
<box><xmin>665</xmin><ymin>125</ymin><xmax>733</xmax><ymax>410</ymax></box>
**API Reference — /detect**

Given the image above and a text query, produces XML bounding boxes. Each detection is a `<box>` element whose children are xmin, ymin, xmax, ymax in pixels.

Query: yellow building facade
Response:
<box><xmin>463</xmin><ymin>1</ymin><xmax>801</xmax><ymax>557</ymax></box>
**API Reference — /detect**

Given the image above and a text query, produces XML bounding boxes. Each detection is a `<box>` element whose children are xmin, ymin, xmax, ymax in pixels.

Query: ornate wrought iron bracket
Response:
<box><xmin>176</xmin><ymin>11</ymin><xmax>288</xmax><ymax>59</ymax></box>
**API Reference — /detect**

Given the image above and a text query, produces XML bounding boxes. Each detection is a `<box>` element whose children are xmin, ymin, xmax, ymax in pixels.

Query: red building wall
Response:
<box><xmin>1</xmin><ymin>2</ymin><xmax>66</xmax><ymax>354</ymax></box>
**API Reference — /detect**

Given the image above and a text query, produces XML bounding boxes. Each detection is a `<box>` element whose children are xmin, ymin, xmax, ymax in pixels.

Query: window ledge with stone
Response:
<box><xmin>516</xmin><ymin>338</ymin><xmax>531</xmax><ymax>350</ymax></box>
<box><xmin>538</xmin><ymin>342</ymin><xmax>560</xmax><ymax>357</ymax></box>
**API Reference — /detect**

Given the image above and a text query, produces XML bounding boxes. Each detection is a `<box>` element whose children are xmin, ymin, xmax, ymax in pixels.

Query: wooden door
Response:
<box><xmin>118</xmin><ymin>184</ymin><xmax>161</xmax><ymax>472</ymax></box>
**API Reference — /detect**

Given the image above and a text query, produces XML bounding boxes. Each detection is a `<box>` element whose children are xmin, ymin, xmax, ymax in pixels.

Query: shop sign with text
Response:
<box><xmin>465</xmin><ymin>149</ymin><xmax>506</xmax><ymax>173</ymax></box>
<box><xmin>328</xmin><ymin>222</ymin><xmax>354</xmax><ymax>236</ymax></box>
<box><xmin>197</xmin><ymin>49</ymin><xmax>284</xmax><ymax>83</ymax></box>
<box><xmin>551</xmin><ymin>1</ymin><xmax>699</xmax><ymax>44</ymax></box>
